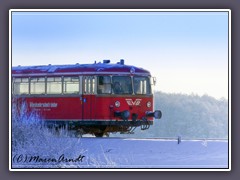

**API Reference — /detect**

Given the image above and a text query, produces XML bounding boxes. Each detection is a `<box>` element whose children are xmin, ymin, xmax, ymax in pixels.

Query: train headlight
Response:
<box><xmin>115</xmin><ymin>101</ymin><xmax>120</xmax><ymax>107</ymax></box>
<box><xmin>130</xmin><ymin>67</ymin><xmax>135</xmax><ymax>74</ymax></box>
<box><xmin>147</xmin><ymin>101</ymin><xmax>151</xmax><ymax>108</ymax></box>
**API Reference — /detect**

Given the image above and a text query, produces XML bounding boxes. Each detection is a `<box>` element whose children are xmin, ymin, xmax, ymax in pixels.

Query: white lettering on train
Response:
<box><xmin>29</xmin><ymin>102</ymin><xmax>58</xmax><ymax>108</ymax></box>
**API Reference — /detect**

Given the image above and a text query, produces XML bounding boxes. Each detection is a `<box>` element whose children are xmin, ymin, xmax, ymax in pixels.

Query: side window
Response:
<box><xmin>133</xmin><ymin>76</ymin><xmax>151</xmax><ymax>95</ymax></box>
<box><xmin>13</xmin><ymin>78</ymin><xmax>29</xmax><ymax>95</ymax></box>
<box><xmin>63</xmin><ymin>77</ymin><xmax>79</xmax><ymax>94</ymax></box>
<box><xmin>97</xmin><ymin>76</ymin><xmax>111</xmax><ymax>94</ymax></box>
<box><xmin>47</xmin><ymin>77</ymin><xmax>62</xmax><ymax>94</ymax></box>
<box><xmin>83</xmin><ymin>76</ymin><xmax>95</xmax><ymax>94</ymax></box>
<box><xmin>30</xmin><ymin>77</ymin><xmax>45</xmax><ymax>94</ymax></box>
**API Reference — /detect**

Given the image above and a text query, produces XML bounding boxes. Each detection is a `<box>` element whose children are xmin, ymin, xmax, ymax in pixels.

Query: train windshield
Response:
<box><xmin>133</xmin><ymin>76</ymin><xmax>151</xmax><ymax>95</ymax></box>
<box><xmin>112</xmin><ymin>76</ymin><xmax>132</xmax><ymax>94</ymax></box>
<box><xmin>97</xmin><ymin>76</ymin><xmax>112</xmax><ymax>94</ymax></box>
<box><xmin>97</xmin><ymin>76</ymin><xmax>133</xmax><ymax>95</ymax></box>
<box><xmin>97</xmin><ymin>76</ymin><xmax>151</xmax><ymax>95</ymax></box>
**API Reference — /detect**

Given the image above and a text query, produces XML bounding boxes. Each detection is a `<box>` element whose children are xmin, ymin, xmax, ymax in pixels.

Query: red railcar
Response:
<box><xmin>12</xmin><ymin>60</ymin><xmax>162</xmax><ymax>137</ymax></box>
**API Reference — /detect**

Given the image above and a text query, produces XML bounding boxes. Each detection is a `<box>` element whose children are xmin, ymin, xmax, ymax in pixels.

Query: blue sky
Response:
<box><xmin>11</xmin><ymin>10</ymin><xmax>229</xmax><ymax>99</ymax></box>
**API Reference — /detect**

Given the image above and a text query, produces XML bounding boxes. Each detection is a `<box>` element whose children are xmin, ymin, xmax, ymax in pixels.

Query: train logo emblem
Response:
<box><xmin>125</xmin><ymin>99</ymin><xmax>142</xmax><ymax>106</ymax></box>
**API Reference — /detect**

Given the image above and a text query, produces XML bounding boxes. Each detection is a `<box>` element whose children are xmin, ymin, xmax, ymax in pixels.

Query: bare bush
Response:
<box><xmin>11</xmin><ymin>100</ymin><xmax>115</xmax><ymax>168</ymax></box>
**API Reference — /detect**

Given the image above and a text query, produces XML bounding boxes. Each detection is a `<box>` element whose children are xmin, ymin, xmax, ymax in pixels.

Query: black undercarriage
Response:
<box><xmin>44</xmin><ymin>120</ymin><xmax>153</xmax><ymax>137</ymax></box>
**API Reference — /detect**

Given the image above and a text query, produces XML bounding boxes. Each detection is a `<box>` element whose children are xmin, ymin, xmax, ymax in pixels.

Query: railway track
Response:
<box><xmin>79</xmin><ymin>136</ymin><xmax>228</xmax><ymax>141</ymax></box>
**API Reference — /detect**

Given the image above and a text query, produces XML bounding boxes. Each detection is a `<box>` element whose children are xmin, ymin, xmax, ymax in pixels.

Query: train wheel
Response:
<box><xmin>94</xmin><ymin>132</ymin><xmax>104</xmax><ymax>137</ymax></box>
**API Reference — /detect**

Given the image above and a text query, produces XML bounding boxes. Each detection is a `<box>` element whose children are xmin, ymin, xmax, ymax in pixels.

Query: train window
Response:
<box><xmin>112</xmin><ymin>76</ymin><xmax>132</xmax><ymax>94</ymax></box>
<box><xmin>47</xmin><ymin>77</ymin><xmax>62</xmax><ymax>94</ymax></box>
<box><xmin>97</xmin><ymin>76</ymin><xmax>111</xmax><ymax>94</ymax></box>
<box><xmin>63</xmin><ymin>77</ymin><xmax>79</xmax><ymax>94</ymax></box>
<box><xmin>83</xmin><ymin>76</ymin><xmax>95</xmax><ymax>94</ymax></box>
<box><xmin>13</xmin><ymin>78</ymin><xmax>29</xmax><ymax>95</ymax></box>
<box><xmin>92</xmin><ymin>77</ymin><xmax>95</xmax><ymax>94</ymax></box>
<box><xmin>133</xmin><ymin>76</ymin><xmax>151</xmax><ymax>95</ymax></box>
<box><xmin>30</xmin><ymin>77</ymin><xmax>45</xmax><ymax>94</ymax></box>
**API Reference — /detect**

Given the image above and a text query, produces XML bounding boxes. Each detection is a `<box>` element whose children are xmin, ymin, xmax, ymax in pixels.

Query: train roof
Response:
<box><xmin>12</xmin><ymin>60</ymin><xmax>151</xmax><ymax>77</ymax></box>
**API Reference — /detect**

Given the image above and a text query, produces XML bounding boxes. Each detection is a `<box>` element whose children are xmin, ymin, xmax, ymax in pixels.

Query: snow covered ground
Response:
<box><xmin>11</xmin><ymin>137</ymin><xmax>228</xmax><ymax>169</ymax></box>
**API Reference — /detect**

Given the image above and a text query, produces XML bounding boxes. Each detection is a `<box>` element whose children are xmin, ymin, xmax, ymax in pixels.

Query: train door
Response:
<box><xmin>82</xmin><ymin>76</ymin><xmax>96</xmax><ymax>120</ymax></box>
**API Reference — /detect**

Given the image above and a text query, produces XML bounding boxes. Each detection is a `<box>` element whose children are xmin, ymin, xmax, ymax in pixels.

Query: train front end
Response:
<box><xmin>94</xmin><ymin>60</ymin><xmax>162</xmax><ymax>135</ymax></box>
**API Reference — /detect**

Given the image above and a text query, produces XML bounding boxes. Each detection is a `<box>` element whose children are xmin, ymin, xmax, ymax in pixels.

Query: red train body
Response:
<box><xmin>12</xmin><ymin>60</ymin><xmax>162</xmax><ymax>137</ymax></box>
